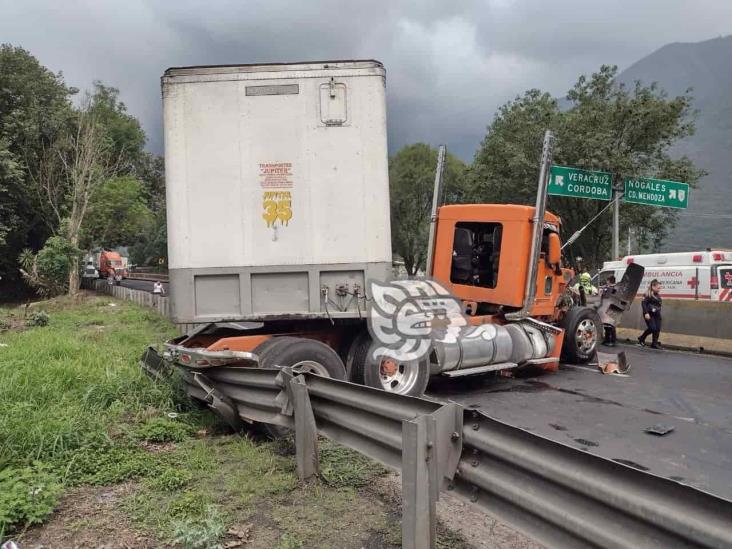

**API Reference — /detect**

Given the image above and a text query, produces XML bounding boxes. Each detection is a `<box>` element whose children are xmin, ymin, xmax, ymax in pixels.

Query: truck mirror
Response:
<box><xmin>548</xmin><ymin>233</ymin><xmax>561</xmax><ymax>265</ymax></box>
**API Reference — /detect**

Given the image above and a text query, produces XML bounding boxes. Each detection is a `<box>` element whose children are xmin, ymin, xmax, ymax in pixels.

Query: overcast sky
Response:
<box><xmin>2</xmin><ymin>0</ymin><xmax>731</xmax><ymax>161</ymax></box>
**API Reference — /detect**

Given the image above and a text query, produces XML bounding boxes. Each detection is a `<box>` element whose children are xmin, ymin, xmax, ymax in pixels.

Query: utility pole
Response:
<box><xmin>612</xmin><ymin>186</ymin><xmax>622</xmax><ymax>260</ymax></box>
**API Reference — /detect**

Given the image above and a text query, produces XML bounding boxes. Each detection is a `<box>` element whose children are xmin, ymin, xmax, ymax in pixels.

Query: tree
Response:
<box><xmin>0</xmin><ymin>45</ymin><xmax>74</xmax><ymax>297</ymax></box>
<box><xmin>56</xmin><ymin>98</ymin><xmax>122</xmax><ymax>294</ymax></box>
<box><xmin>130</xmin><ymin>214</ymin><xmax>167</xmax><ymax>267</ymax></box>
<box><xmin>81</xmin><ymin>176</ymin><xmax>153</xmax><ymax>249</ymax></box>
<box><xmin>26</xmin><ymin>83</ymin><xmax>155</xmax><ymax>295</ymax></box>
<box><xmin>389</xmin><ymin>144</ymin><xmax>466</xmax><ymax>275</ymax></box>
<box><xmin>468</xmin><ymin>65</ymin><xmax>705</xmax><ymax>267</ymax></box>
<box><xmin>0</xmin><ymin>46</ymin><xmax>165</xmax><ymax>299</ymax></box>
<box><xmin>87</xmin><ymin>82</ymin><xmax>146</xmax><ymax>173</ymax></box>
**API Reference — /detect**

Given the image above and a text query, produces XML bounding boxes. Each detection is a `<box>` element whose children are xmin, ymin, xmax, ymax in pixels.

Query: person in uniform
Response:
<box><xmin>638</xmin><ymin>279</ymin><xmax>663</xmax><ymax>349</ymax></box>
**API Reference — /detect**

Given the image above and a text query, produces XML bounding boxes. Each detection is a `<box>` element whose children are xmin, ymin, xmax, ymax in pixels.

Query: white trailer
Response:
<box><xmin>162</xmin><ymin>61</ymin><xmax>392</xmax><ymax>323</ymax></box>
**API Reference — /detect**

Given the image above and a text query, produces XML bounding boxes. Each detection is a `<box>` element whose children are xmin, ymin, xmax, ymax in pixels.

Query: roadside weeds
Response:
<box><xmin>1</xmin><ymin>296</ymin><xmax>476</xmax><ymax>548</ymax></box>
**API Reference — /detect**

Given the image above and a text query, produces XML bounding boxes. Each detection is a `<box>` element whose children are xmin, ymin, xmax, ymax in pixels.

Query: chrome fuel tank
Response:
<box><xmin>431</xmin><ymin>322</ymin><xmax>555</xmax><ymax>374</ymax></box>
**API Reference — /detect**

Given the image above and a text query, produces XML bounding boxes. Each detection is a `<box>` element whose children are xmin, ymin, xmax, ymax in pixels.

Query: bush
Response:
<box><xmin>134</xmin><ymin>416</ymin><xmax>193</xmax><ymax>443</ymax></box>
<box><xmin>25</xmin><ymin>310</ymin><xmax>50</xmax><ymax>327</ymax></box>
<box><xmin>18</xmin><ymin>236</ymin><xmax>80</xmax><ymax>297</ymax></box>
<box><xmin>0</xmin><ymin>464</ymin><xmax>62</xmax><ymax>533</ymax></box>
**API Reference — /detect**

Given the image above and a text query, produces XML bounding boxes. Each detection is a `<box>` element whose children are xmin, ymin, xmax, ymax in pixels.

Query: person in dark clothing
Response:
<box><xmin>638</xmin><ymin>279</ymin><xmax>663</xmax><ymax>349</ymax></box>
<box><xmin>601</xmin><ymin>275</ymin><xmax>617</xmax><ymax>346</ymax></box>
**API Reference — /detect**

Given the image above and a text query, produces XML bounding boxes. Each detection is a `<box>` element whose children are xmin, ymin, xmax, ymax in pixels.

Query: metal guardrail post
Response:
<box><xmin>429</xmin><ymin>402</ymin><xmax>463</xmax><ymax>491</ymax></box>
<box><xmin>401</xmin><ymin>414</ymin><xmax>437</xmax><ymax>549</ymax></box>
<box><xmin>289</xmin><ymin>376</ymin><xmax>320</xmax><ymax>481</ymax></box>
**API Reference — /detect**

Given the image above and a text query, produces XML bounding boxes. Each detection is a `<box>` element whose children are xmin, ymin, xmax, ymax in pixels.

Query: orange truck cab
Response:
<box><xmin>99</xmin><ymin>250</ymin><xmax>128</xmax><ymax>280</ymax></box>
<box><xmin>433</xmin><ymin>204</ymin><xmax>567</xmax><ymax>320</ymax></box>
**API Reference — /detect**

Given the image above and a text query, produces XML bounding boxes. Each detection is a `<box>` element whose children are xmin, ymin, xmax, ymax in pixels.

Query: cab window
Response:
<box><xmin>450</xmin><ymin>222</ymin><xmax>502</xmax><ymax>288</ymax></box>
<box><xmin>596</xmin><ymin>270</ymin><xmax>615</xmax><ymax>287</ymax></box>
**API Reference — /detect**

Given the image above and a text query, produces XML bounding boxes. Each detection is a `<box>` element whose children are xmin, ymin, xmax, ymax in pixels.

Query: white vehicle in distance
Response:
<box><xmin>81</xmin><ymin>256</ymin><xmax>99</xmax><ymax>279</ymax></box>
<box><xmin>596</xmin><ymin>250</ymin><xmax>732</xmax><ymax>301</ymax></box>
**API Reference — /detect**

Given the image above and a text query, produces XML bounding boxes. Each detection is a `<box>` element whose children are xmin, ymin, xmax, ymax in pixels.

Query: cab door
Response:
<box><xmin>713</xmin><ymin>265</ymin><xmax>732</xmax><ymax>301</ymax></box>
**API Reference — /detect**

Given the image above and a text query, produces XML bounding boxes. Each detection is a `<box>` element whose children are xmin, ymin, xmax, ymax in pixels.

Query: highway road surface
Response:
<box><xmin>119</xmin><ymin>278</ymin><xmax>169</xmax><ymax>294</ymax></box>
<box><xmin>429</xmin><ymin>343</ymin><xmax>732</xmax><ymax>501</ymax></box>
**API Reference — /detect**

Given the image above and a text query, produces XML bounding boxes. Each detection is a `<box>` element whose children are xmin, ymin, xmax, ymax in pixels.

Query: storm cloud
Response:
<box><xmin>2</xmin><ymin>0</ymin><xmax>731</xmax><ymax>160</ymax></box>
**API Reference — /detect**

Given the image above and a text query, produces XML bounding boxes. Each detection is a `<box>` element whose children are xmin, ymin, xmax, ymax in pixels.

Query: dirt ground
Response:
<box><xmin>19</xmin><ymin>484</ymin><xmax>157</xmax><ymax>549</ymax></box>
<box><xmin>373</xmin><ymin>474</ymin><xmax>541</xmax><ymax>549</ymax></box>
<box><xmin>17</xmin><ymin>475</ymin><xmax>540</xmax><ymax>549</ymax></box>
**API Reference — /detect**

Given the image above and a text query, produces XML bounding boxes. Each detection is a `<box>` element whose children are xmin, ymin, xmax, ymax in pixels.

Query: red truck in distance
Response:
<box><xmin>96</xmin><ymin>250</ymin><xmax>128</xmax><ymax>282</ymax></box>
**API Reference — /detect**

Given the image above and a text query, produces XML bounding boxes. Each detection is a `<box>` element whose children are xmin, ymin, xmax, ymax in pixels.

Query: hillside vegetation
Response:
<box><xmin>618</xmin><ymin>35</ymin><xmax>732</xmax><ymax>251</ymax></box>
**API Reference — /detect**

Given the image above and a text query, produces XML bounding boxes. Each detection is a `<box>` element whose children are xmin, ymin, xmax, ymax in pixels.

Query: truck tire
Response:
<box><xmin>345</xmin><ymin>331</ymin><xmax>372</xmax><ymax>384</ymax></box>
<box><xmin>252</xmin><ymin>336</ymin><xmax>297</xmax><ymax>366</ymax></box>
<box><xmin>255</xmin><ymin>337</ymin><xmax>346</xmax><ymax>379</ymax></box>
<box><xmin>253</xmin><ymin>336</ymin><xmax>346</xmax><ymax>439</ymax></box>
<box><xmin>363</xmin><ymin>343</ymin><xmax>430</xmax><ymax>396</ymax></box>
<box><xmin>561</xmin><ymin>306</ymin><xmax>602</xmax><ymax>364</ymax></box>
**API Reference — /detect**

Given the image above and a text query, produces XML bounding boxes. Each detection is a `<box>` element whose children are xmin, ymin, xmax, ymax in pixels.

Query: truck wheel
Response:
<box><xmin>253</xmin><ymin>337</ymin><xmax>346</xmax><ymax>439</ymax></box>
<box><xmin>363</xmin><ymin>343</ymin><xmax>430</xmax><ymax>396</ymax></box>
<box><xmin>345</xmin><ymin>331</ymin><xmax>372</xmax><ymax>384</ymax></box>
<box><xmin>561</xmin><ymin>307</ymin><xmax>601</xmax><ymax>364</ymax></box>
<box><xmin>255</xmin><ymin>337</ymin><xmax>346</xmax><ymax>379</ymax></box>
<box><xmin>252</xmin><ymin>336</ymin><xmax>296</xmax><ymax>366</ymax></box>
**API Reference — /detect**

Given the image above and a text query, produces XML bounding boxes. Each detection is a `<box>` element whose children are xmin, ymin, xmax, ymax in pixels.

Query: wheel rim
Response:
<box><xmin>575</xmin><ymin>318</ymin><xmax>597</xmax><ymax>354</ymax></box>
<box><xmin>291</xmin><ymin>360</ymin><xmax>330</xmax><ymax>377</ymax></box>
<box><xmin>377</xmin><ymin>357</ymin><xmax>420</xmax><ymax>394</ymax></box>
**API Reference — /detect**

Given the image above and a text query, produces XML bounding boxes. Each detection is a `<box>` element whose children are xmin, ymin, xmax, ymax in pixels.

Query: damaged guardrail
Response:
<box><xmin>141</xmin><ymin>348</ymin><xmax>732</xmax><ymax>549</ymax></box>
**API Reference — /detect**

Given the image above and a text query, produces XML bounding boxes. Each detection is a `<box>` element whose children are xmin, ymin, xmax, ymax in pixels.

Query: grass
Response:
<box><xmin>0</xmin><ymin>294</ymin><xmax>439</xmax><ymax>548</ymax></box>
<box><xmin>0</xmin><ymin>295</ymin><xmax>181</xmax><ymax>537</ymax></box>
<box><xmin>0</xmin><ymin>296</ymin><xmax>178</xmax><ymax>469</ymax></box>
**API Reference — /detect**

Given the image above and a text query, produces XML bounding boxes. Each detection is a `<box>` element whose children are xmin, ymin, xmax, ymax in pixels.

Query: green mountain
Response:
<box><xmin>617</xmin><ymin>35</ymin><xmax>732</xmax><ymax>251</ymax></box>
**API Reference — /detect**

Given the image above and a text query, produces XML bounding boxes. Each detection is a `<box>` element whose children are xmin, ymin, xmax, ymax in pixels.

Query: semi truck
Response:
<box><xmin>91</xmin><ymin>249</ymin><xmax>128</xmax><ymax>282</ymax></box>
<box><xmin>156</xmin><ymin>60</ymin><xmax>641</xmax><ymax>396</ymax></box>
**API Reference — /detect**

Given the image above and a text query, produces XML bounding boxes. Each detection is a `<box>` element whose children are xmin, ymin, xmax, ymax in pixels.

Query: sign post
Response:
<box><xmin>613</xmin><ymin>187</ymin><xmax>621</xmax><ymax>260</ymax></box>
<box><xmin>549</xmin><ymin>166</ymin><xmax>612</xmax><ymax>201</ymax></box>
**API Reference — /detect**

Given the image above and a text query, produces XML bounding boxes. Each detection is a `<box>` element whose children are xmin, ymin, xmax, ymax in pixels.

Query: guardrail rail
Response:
<box><xmin>140</xmin><ymin>349</ymin><xmax>732</xmax><ymax>549</ymax></box>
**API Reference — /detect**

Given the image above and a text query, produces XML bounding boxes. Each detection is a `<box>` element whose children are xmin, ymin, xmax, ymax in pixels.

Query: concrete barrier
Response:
<box><xmin>620</xmin><ymin>299</ymin><xmax>732</xmax><ymax>340</ymax></box>
<box><xmin>82</xmin><ymin>278</ymin><xmax>170</xmax><ymax>316</ymax></box>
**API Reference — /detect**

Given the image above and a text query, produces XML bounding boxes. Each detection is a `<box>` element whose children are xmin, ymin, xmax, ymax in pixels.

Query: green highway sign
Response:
<box><xmin>623</xmin><ymin>177</ymin><xmax>689</xmax><ymax>209</ymax></box>
<box><xmin>548</xmin><ymin>165</ymin><xmax>612</xmax><ymax>201</ymax></box>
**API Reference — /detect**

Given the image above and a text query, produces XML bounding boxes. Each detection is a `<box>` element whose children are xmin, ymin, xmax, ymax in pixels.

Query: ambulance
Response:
<box><xmin>596</xmin><ymin>250</ymin><xmax>732</xmax><ymax>302</ymax></box>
